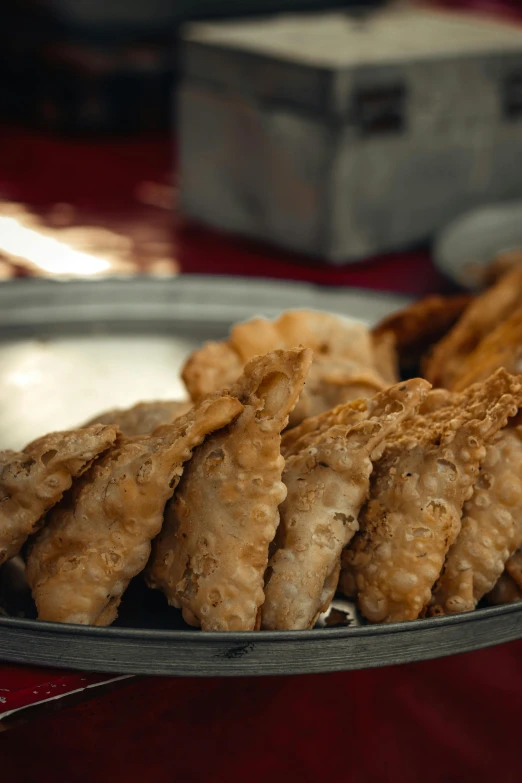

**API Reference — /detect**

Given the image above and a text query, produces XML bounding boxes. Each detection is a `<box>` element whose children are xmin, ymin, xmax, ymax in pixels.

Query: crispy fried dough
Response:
<box><xmin>0</xmin><ymin>425</ymin><xmax>118</xmax><ymax>565</ymax></box>
<box><xmin>261</xmin><ymin>379</ymin><xmax>430</xmax><ymax>630</ymax></box>
<box><xmin>486</xmin><ymin>571</ymin><xmax>522</xmax><ymax>605</ymax></box>
<box><xmin>430</xmin><ymin>421</ymin><xmax>522</xmax><ymax>615</ymax></box>
<box><xmin>489</xmin><ymin>542</ymin><xmax>522</xmax><ymax>607</ymax></box>
<box><xmin>424</xmin><ymin>266</ymin><xmax>522</xmax><ymax>389</ymax></box>
<box><xmin>182</xmin><ymin>342</ymin><xmax>243</xmax><ymax>402</ymax></box>
<box><xmin>26</xmin><ymin>394</ymin><xmax>243</xmax><ymax>625</ymax></box>
<box><xmin>182</xmin><ymin>310</ymin><xmax>391</xmax><ymax>426</ymax></box>
<box><xmin>234</xmin><ymin>315</ymin><xmax>395</xmax><ymax>417</ymax></box>
<box><xmin>450</xmin><ymin>309</ymin><xmax>522</xmax><ymax>392</ymax></box>
<box><xmin>340</xmin><ymin>370</ymin><xmax>522</xmax><ymax>623</ymax></box>
<box><xmin>84</xmin><ymin>400</ymin><xmax>192</xmax><ymax>436</ymax></box>
<box><xmin>374</xmin><ymin>295</ymin><xmax>472</xmax><ymax>375</ymax></box>
<box><xmin>147</xmin><ymin>348</ymin><xmax>312</xmax><ymax>631</ymax></box>
<box><xmin>281</xmin><ymin>399</ymin><xmax>371</xmax><ymax>459</ymax></box>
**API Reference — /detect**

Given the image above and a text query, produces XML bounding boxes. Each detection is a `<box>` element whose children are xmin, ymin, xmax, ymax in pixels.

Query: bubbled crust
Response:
<box><xmin>487</xmin><ymin>571</ymin><xmax>522</xmax><ymax>605</ymax></box>
<box><xmin>84</xmin><ymin>400</ymin><xmax>192</xmax><ymax>436</ymax></box>
<box><xmin>281</xmin><ymin>398</ymin><xmax>373</xmax><ymax>459</ymax></box>
<box><xmin>181</xmin><ymin>310</ymin><xmax>391</xmax><ymax>426</ymax></box>
<box><xmin>430</xmin><ymin>425</ymin><xmax>522</xmax><ymax>615</ymax></box>
<box><xmin>0</xmin><ymin>424</ymin><xmax>118</xmax><ymax>565</ymax></box>
<box><xmin>340</xmin><ymin>370</ymin><xmax>522</xmax><ymax>623</ymax></box>
<box><xmin>146</xmin><ymin>348</ymin><xmax>312</xmax><ymax>631</ymax></box>
<box><xmin>25</xmin><ymin>394</ymin><xmax>243</xmax><ymax>625</ymax></box>
<box><xmin>424</xmin><ymin>265</ymin><xmax>522</xmax><ymax>389</ymax></box>
<box><xmin>261</xmin><ymin>379</ymin><xmax>430</xmax><ymax>630</ymax></box>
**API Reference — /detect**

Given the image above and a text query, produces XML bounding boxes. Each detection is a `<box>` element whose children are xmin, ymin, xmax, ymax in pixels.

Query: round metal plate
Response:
<box><xmin>1</xmin><ymin>275</ymin><xmax>521</xmax><ymax>676</ymax></box>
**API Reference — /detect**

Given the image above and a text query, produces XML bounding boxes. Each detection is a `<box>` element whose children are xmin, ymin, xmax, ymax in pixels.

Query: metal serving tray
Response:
<box><xmin>1</xmin><ymin>275</ymin><xmax>521</xmax><ymax>676</ymax></box>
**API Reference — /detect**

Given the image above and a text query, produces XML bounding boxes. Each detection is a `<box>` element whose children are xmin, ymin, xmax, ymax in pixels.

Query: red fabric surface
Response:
<box><xmin>0</xmin><ymin>129</ymin><xmax>446</xmax><ymax>294</ymax></box>
<box><xmin>0</xmin><ymin>124</ymin><xmax>521</xmax><ymax>780</ymax></box>
<box><xmin>3</xmin><ymin>641</ymin><xmax>522</xmax><ymax>782</ymax></box>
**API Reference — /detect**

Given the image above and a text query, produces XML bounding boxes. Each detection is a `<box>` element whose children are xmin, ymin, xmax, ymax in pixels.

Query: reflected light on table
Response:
<box><xmin>5</xmin><ymin>368</ymin><xmax>43</xmax><ymax>388</ymax></box>
<box><xmin>0</xmin><ymin>216</ymin><xmax>111</xmax><ymax>276</ymax></box>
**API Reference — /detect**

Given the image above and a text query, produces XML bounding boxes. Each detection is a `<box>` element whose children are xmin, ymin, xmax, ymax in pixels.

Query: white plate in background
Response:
<box><xmin>434</xmin><ymin>201</ymin><xmax>522</xmax><ymax>290</ymax></box>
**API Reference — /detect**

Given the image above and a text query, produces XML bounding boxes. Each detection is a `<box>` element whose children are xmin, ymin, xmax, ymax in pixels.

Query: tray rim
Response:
<box><xmin>0</xmin><ymin>274</ymin><xmax>411</xmax><ymax>325</ymax></box>
<box><xmin>1</xmin><ymin>600</ymin><xmax>521</xmax><ymax>642</ymax></box>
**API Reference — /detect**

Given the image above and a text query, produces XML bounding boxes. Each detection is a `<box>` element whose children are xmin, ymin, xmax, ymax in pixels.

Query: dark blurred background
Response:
<box><xmin>0</xmin><ymin>0</ymin><xmax>383</xmax><ymax>135</ymax></box>
<box><xmin>1</xmin><ymin>0</ymin><xmax>522</xmax><ymax>285</ymax></box>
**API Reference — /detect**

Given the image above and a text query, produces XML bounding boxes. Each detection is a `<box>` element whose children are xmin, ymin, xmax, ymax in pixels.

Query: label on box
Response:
<box><xmin>503</xmin><ymin>71</ymin><xmax>522</xmax><ymax>119</ymax></box>
<box><xmin>353</xmin><ymin>84</ymin><xmax>406</xmax><ymax>135</ymax></box>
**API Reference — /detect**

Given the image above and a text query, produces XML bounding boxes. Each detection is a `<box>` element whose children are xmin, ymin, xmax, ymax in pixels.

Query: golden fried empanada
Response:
<box><xmin>424</xmin><ymin>266</ymin><xmax>522</xmax><ymax>389</ymax></box>
<box><xmin>231</xmin><ymin>314</ymin><xmax>393</xmax><ymax>418</ymax></box>
<box><xmin>182</xmin><ymin>310</ymin><xmax>391</xmax><ymax>426</ymax></box>
<box><xmin>373</xmin><ymin>294</ymin><xmax>472</xmax><ymax>377</ymax></box>
<box><xmin>486</xmin><ymin>571</ymin><xmax>522</xmax><ymax>605</ymax></box>
<box><xmin>182</xmin><ymin>341</ymin><xmax>244</xmax><ymax>402</ymax></box>
<box><xmin>430</xmin><ymin>421</ymin><xmax>522</xmax><ymax>615</ymax></box>
<box><xmin>26</xmin><ymin>394</ymin><xmax>243</xmax><ymax>625</ymax></box>
<box><xmin>147</xmin><ymin>348</ymin><xmax>312</xmax><ymax>631</ymax></box>
<box><xmin>450</xmin><ymin>310</ymin><xmax>522</xmax><ymax>392</ymax></box>
<box><xmin>84</xmin><ymin>400</ymin><xmax>192</xmax><ymax>436</ymax></box>
<box><xmin>341</xmin><ymin>370</ymin><xmax>522</xmax><ymax>623</ymax></box>
<box><xmin>261</xmin><ymin>379</ymin><xmax>430</xmax><ymax>630</ymax></box>
<box><xmin>0</xmin><ymin>425</ymin><xmax>118</xmax><ymax>565</ymax></box>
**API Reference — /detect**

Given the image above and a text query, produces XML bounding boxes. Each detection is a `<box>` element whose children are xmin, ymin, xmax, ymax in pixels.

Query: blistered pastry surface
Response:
<box><xmin>26</xmin><ymin>395</ymin><xmax>243</xmax><ymax>625</ymax></box>
<box><xmin>147</xmin><ymin>348</ymin><xmax>312</xmax><ymax>631</ymax></box>
<box><xmin>262</xmin><ymin>379</ymin><xmax>430</xmax><ymax>630</ymax></box>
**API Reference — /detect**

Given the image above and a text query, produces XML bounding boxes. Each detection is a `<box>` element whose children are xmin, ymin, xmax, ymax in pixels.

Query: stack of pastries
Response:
<box><xmin>2</xmin><ymin>269</ymin><xmax>522</xmax><ymax>631</ymax></box>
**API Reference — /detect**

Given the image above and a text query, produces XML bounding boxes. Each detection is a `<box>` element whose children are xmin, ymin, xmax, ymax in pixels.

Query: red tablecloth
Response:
<box><xmin>0</xmin><ymin>129</ymin><xmax>521</xmax><ymax>781</ymax></box>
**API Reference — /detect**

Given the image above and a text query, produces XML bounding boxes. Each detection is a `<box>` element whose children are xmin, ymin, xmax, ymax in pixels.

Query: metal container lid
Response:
<box><xmin>182</xmin><ymin>8</ymin><xmax>522</xmax><ymax>116</ymax></box>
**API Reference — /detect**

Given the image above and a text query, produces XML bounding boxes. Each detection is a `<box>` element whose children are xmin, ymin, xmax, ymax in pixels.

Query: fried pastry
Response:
<box><xmin>181</xmin><ymin>341</ymin><xmax>244</xmax><ymax>402</ymax></box>
<box><xmin>231</xmin><ymin>314</ymin><xmax>394</xmax><ymax>418</ymax></box>
<box><xmin>281</xmin><ymin>398</ymin><xmax>371</xmax><ymax>459</ymax></box>
<box><xmin>430</xmin><ymin>420</ymin><xmax>522</xmax><ymax>615</ymax></box>
<box><xmin>340</xmin><ymin>370</ymin><xmax>522</xmax><ymax>623</ymax></box>
<box><xmin>0</xmin><ymin>424</ymin><xmax>118</xmax><ymax>566</ymax></box>
<box><xmin>373</xmin><ymin>294</ymin><xmax>472</xmax><ymax>377</ymax></box>
<box><xmin>182</xmin><ymin>310</ymin><xmax>391</xmax><ymax>426</ymax></box>
<box><xmin>26</xmin><ymin>393</ymin><xmax>243</xmax><ymax>625</ymax></box>
<box><xmin>84</xmin><ymin>400</ymin><xmax>192</xmax><ymax>436</ymax></box>
<box><xmin>261</xmin><ymin>379</ymin><xmax>430</xmax><ymax>630</ymax></box>
<box><xmin>487</xmin><ymin>571</ymin><xmax>522</xmax><ymax>605</ymax></box>
<box><xmin>450</xmin><ymin>309</ymin><xmax>522</xmax><ymax>392</ymax></box>
<box><xmin>424</xmin><ymin>266</ymin><xmax>522</xmax><ymax>389</ymax></box>
<box><xmin>146</xmin><ymin>348</ymin><xmax>312</xmax><ymax>631</ymax></box>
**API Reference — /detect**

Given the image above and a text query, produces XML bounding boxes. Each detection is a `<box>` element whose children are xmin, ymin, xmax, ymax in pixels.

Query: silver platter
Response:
<box><xmin>1</xmin><ymin>275</ymin><xmax>521</xmax><ymax>677</ymax></box>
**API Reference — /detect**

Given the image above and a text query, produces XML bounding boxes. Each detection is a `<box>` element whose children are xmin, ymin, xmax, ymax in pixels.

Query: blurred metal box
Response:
<box><xmin>179</xmin><ymin>8</ymin><xmax>522</xmax><ymax>263</ymax></box>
